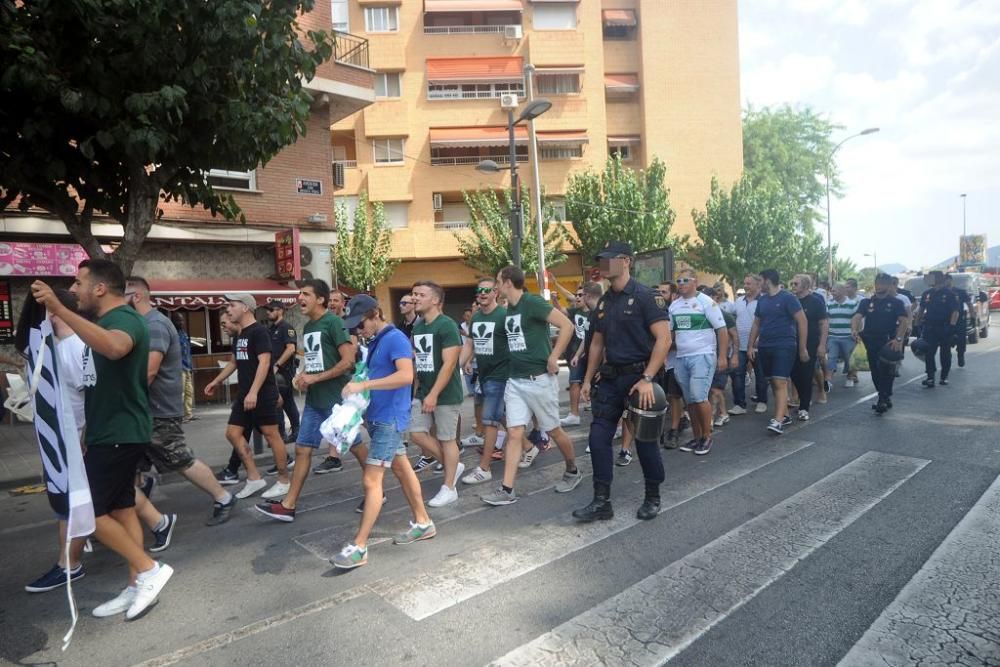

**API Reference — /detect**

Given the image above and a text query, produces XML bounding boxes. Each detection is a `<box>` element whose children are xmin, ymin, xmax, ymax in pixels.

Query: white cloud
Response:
<box><xmin>742</xmin><ymin>53</ymin><xmax>837</xmax><ymax>107</ymax></box>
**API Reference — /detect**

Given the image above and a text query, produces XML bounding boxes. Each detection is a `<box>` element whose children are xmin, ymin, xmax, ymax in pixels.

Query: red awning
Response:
<box><xmin>427</xmin><ymin>56</ymin><xmax>524</xmax><ymax>83</ymax></box>
<box><xmin>604</xmin><ymin>73</ymin><xmax>640</xmax><ymax>91</ymax></box>
<box><xmin>602</xmin><ymin>9</ymin><xmax>637</xmax><ymax>26</ymax></box>
<box><xmin>148</xmin><ymin>279</ymin><xmax>300</xmax><ymax>311</ymax></box>
<box><xmin>425</xmin><ymin>0</ymin><xmax>522</xmax><ymax>11</ymax></box>
<box><xmin>430</xmin><ymin>126</ymin><xmax>528</xmax><ymax>147</ymax></box>
<box><xmin>607</xmin><ymin>135</ymin><xmax>641</xmax><ymax>144</ymax></box>
<box><xmin>537</xmin><ymin>130</ymin><xmax>589</xmax><ymax>146</ymax></box>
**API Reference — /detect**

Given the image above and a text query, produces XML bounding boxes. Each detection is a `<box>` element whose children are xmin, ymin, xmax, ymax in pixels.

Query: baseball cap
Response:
<box><xmin>343</xmin><ymin>294</ymin><xmax>379</xmax><ymax>331</ymax></box>
<box><xmin>223</xmin><ymin>293</ymin><xmax>257</xmax><ymax>310</ymax></box>
<box><xmin>265</xmin><ymin>299</ymin><xmax>286</xmax><ymax>310</ymax></box>
<box><xmin>595</xmin><ymin>240</ymin><xmax>634</xmax><ymax>260</ymax></box>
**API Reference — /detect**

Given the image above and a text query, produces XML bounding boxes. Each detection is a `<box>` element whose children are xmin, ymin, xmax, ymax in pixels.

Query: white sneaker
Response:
<box><xmin>713</xmin><ymin>415</ymin><xmax>730</xmax><ymax>427</ymax></box>
<box><xmin>93</xmin><ymin>587</ymin><xmax>136</xmax><ymax>618</ymax></box>
<box><xmin>453</xmin><ymin>462</ymin><xmax>466</xmax><ymax>486</ymax></box>
<box><xmin>126</xmin><ymin>563</ymin><xmax>174</xmax><ymax>620</ymax></box>
<box><xmin>614</xmin><ymin>426</ymin><xmax>623</xmax><ymax>439</ymax></box>
<box><xmin>755</xmin><ymin>402</ymin><xmax>768</xmax><ymax>414</ymax></box>
<box><xmin>261</xmin><ymin>481</ymin><xmax>290</xmax><ymax>500</ymax></box>
<box><xmin>495</xmin><ymin>431</ymin><xmax>507</xmax><ymax>447</ymax></box>
<box><xmin>518</xmin><ymin>445</ymin><xmax>540</xmax><ymax>469</ymax></box>
<box><xmin>462</xmin><ymin>467</ymin><xmax>493</xmax><ymax>485</ymax></box>
<box><xmin>236</xmin><ymin>478</ymin><xmax>268</xmax><ymax>499</ymax></box>
<box><xmin>461</xmin><ymin>434</ymin><xmax>484</xmax><ymax>447</ymax></box>
<box><xmin>728</xmin><ymin>405</ymin><xmax>747</xmax><ymax>415</ymax></box>
<box><xmin>797</xmin><ymin>410</ymin><xmax>810</xmax><ymax>421</ymax></box>
<box><xmin>844</xmin><ymin>379</ymin><xmax>856</xmax><ymax>388</ymax></box>
<box><xmin>427</xmin><ymin>485</ymin><xmax>458</xmax><ymax>507</ymax></box>
<box><xmin>560</xmin><ymin>414</ymin><xmax>581</xmax><ymax>427</ymax></box>
<box><xmin>585</xmin><ymin>445</ymin><xmax>591</xmax><ymax>453</ymax></box>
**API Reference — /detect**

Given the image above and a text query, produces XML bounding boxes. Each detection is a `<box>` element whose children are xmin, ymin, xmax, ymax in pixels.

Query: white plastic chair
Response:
<box><xmin>217</xmin><ymin>361</ymin><xmax>238</xmax><ymax>404</ymax></box>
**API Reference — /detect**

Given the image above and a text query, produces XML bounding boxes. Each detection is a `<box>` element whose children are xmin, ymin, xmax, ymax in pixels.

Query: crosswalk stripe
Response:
<box><xmin>371</xmin><ymin>438</ymin><xmax>816</xmax><ymax>621</ymax></box>
<box><xmin>837</xmin><ymin>473</ymin><xmax>1000</xmax><ymax>666</ymax></box>
<box><xmin>492</xmin><ymin>451</ymin><xmax>929</xmax><ymax>666</ymax></box>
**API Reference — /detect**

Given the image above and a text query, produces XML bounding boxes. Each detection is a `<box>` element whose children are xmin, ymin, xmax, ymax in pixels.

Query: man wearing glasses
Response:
<box><xmin>398</xmin><ymin>295</ymin><xmax>419</xmax><ymax>340</ymax></box>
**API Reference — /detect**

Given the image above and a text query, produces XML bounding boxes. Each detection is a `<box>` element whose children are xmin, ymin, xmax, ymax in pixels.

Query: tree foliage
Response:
<box><xmin>0</xmin><ymin>0</ymin><xmax>332</xmax><ymax>273</ymax></box>
<box><xmin>742</xmin><ymin>105</ymin><xmax>843</xmax><ymax>229</ymax></box>
<box><xmin>832</xmin><ymin>255</ymin><xmax>859</xmax><ymax>282</ymax></box>
<box><xmin>454</xmin><ymin>188</ymin><xmax>567</xmax><ymax>277</ymax></box>
<box><xmin>565</xmin><ymin>155</ymin><xmax>682</xmax><ymax>263</ymax></box>
<box><xmin>334</xmin><ymin>192</ymin><xmax>398</xmax><ymax>293</ymax></box>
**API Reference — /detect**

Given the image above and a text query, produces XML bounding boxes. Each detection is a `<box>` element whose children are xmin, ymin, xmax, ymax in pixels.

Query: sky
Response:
<box><xmin>739</xmin><ymin>0</ymin><xmax>1000</xmax><ymax>271</ymax></box>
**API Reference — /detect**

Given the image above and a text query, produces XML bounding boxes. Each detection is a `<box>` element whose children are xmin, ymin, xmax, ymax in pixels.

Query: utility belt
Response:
<box><xmin>598</xmin><ymin>361</ymin><xmax>647</xmax><ymax>379</ymax></box>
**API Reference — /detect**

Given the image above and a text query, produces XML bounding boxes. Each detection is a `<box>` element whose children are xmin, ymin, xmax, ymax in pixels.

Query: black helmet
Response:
<box><xmin>627</xmin><ymin>380</ymin><xmax>667</xmax><ymax>413</ymax></box>
<box><xmin>879</xmin><ymin>341</ymin><xmax>904</xmax><ymax>364</ymax></box>
<box><xmin>910</xmin><ymin>338</ymin><xmax>930</xmax><ymax>361</ymax></box>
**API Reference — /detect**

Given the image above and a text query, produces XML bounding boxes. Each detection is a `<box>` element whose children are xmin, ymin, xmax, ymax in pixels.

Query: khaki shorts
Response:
<box><xmin>505</xmin><ymin>374</ymin><xmax>561</xmax><ymax>432</ymax></box>
<box><xmin>408</xmin><ymin>399</ymin><xmax>461</xmax><ymax>442</ymax></box>
<box><xmin>142</xmin><ymin>417</ymin><xmax>196</xmax><ymax>472</ymax></box>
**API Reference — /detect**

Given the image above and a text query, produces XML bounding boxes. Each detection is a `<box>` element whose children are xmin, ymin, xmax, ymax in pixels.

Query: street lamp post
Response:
<box><xmin>825</xmin><ymin>127</ymin><xmax>880</xmax><ymax>285</ymax></box>
<box><xmin>477</xmin><ymin>97</ymin><xmax>552</xmax><ymax>275</ymax></box>
<box><xmin>864</xmin><ymin>252</ymin><xmax>878</xmax><ymax>274</ymax></box>
<box><xmin>960</xmin><ymin>193</ymin><xmax>967</xmax><ymax>238</ymax></box>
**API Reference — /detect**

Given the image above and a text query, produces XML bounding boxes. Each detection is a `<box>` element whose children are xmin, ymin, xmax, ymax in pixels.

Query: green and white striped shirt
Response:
<box><xmin>827</xmin><ymin>297</ymin><xmax>858</xmax><ymax>337</ymax></box>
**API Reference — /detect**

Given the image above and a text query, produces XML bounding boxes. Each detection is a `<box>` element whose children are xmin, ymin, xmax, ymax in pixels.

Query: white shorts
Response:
<box><xmin>505</xmin><ymin>375</ymin><xmax>561</xmax><ymax>432</ymax></box>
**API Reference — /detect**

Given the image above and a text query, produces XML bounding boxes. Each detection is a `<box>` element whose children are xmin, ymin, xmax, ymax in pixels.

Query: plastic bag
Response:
<box><xmin>319</xmin><ymin>362</ymin><xmax>370</xmax><ymax>455</ymax></box>
<box><xmin>850</xmin><ymin>340</ymin><xmax>869</xmax><ymax>372</ymax></box>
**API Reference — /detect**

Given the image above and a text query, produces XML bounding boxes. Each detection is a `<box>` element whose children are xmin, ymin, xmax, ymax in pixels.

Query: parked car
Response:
<box><xmin>906</xmin><ymin>273</ymin><xmax>990</xmax><ymax>342</ymax></box>
<box><xmin>991</xmin><ymin>289</ymin><xmax>1000</xmax><ymax>311</ymax></box>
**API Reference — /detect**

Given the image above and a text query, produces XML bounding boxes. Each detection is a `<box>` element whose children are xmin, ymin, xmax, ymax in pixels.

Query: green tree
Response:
<box><xmin>0</xmin><ymin>0</ymin><xmax>332</xmax><ymax>274</ymax></box>
<box><xmin>565</xmin><ymin>155</ymin><xmax>682</xmax><ymax>263</ymax></box>
<box><xmin>686</xmin><ymin>176</ymin><xmax>798</xmax><ymax>290</ymax></box>
<box><xmin>832</xmin><ymin>254</ymin><xmax>859</xmax><ymax>282</ymax></box>
<box><xmin>335</xmin><ymin>192</ymin><xmax>399</xmax><ymax>293</ymax></box>
<box><xmin>454</xmin><ymin>188</ymin><xmax>567</xmax><ymax>277</ymax></box>
<box><xmin>743</xmin><ymin>105</ymin><xmax>843</xmax><ymax>229</ymax></box>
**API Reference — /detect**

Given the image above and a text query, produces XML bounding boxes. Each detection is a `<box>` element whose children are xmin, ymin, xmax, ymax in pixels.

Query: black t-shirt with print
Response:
<box><xmin>235</xmin><ymin>322</ymin><xmax>275</xmax><ymax>396</ymax></box>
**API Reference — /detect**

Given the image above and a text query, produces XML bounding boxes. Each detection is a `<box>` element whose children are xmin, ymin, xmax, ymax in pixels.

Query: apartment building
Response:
<box><xmin>330</xmin><ymin>0</ymin><xmax>742</xmax><ymax>312</ymax></box>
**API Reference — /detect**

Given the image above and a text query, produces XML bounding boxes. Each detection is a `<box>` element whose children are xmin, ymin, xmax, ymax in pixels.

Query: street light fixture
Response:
<box><xmin>825</xmin><ymin>127</ymin><xmax>880</xmax><ymax>285</ymax></box>
<box><xmin>476</xmin><ymin>96</ymin><xmax>552</xmax><ymax>271</ymax></box>
<box><xmin>960</xmin><ymin>193</ymin><xmax>967</xmax><ymax>237</ymax></box>
<box><xmin>864</xmin><ymin>252</ymin><xmax>878</xmax><ymax>274</ymax></box>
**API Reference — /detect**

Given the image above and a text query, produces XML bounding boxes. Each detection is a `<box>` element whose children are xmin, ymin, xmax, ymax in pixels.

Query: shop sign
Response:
<box><xmin>0</xmin><ymin>279</ymin><xmax>13</xmax><ymax>343</ymax></box>
<box><xmin>0</xmin><ymin>242</ymin><xmax>90</xmax><ymax>277</ymax></box>
<box><xmin>275</xmin><ymin>228</ymin><xmax>301</xmax><ymax>281</ymax></box>
<box><xmin>296</xmin><ymin>178</ymin><xmax>323</xmax><ymax>195</ymax></box>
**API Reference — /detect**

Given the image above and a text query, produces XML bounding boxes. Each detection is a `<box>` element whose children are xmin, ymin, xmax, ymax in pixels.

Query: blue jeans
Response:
<box><xmin>734</xmin><ymin>351</ymin><xmax>768</xmax><ymax>407</ymax></box>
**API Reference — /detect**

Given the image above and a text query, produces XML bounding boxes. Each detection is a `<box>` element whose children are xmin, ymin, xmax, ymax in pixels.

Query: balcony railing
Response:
<box><xmin>428</xmin><ymin>87</ymin><xmax>524</xmax><ymax>101</ymax></box>
<box><xmin>435</xmin><ymin>221</ymin><xmax>472</xmax><ymax>230</ymax></box>
<box><xmin>423</xmin><ymin>24</ymin><xmax>517</xmax><ymax>35</ymax></box>
<box><xmin>430</xmin><ymin>154</ymin><xmax>528</xmax><ymax>166</ymax></box>
<box><xmin>332</xmin><ymin>159</ymin><xmax>358</xmax><ymax>169</ymax></box>
<box><xmin>333</xmin><ymin>31</ymin><xmax>370</xmax><ymax>70</ymax></box>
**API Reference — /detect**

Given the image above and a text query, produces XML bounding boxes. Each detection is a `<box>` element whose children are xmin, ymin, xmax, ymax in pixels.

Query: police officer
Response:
<box><xmin>850</xmin><ymin>273</ymin><xmax>909</xmax><ymax>413</ymax></box>
<box><xmin>265</xmin><ymin>300</ymin><xmax>299</xmax><ymax>443</ymax></box>
<box><xmin>574</xmin><ymin>242</ymin><xmax>672</xmax><ymax>523</ymax></box>
<box><xmin>943</xmin><ymin>274</ymin><xmax>972</xmax><ymax>368</ymax></box>
<box><xmin>915</xmin><ymin>271</ymin><xmax>960</xmax><ymax>387</ymax></box>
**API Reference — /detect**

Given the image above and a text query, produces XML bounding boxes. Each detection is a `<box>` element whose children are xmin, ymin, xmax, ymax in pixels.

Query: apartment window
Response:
<box><xmin>548</xmin><ymin>198</ymin><xmax>567</xmax><ymax>222</ymax></box>
<box><xmin>532</xmin><ymin>3</ymin><xmax>577</xmax><ymax>30</ymax></box>
<box><xmin>364</xmin><ymin>6</ymin><xmax>399</xmax><ymax>33</ymax></box>
<box><xmin>440</xmin><ymin>202</ymin><xmax>470</xmax><ymax>229</ymax></box>
<box><xmin>332</xmin><ymin>0</ymin><xmax>349</xmax><ymax>32</ymax></box>
<box><xmin>539</xmin><ymin>146</ymin><xmax>583</xmax><ymax>160</ymax></box>
<box><xmin>373</xmin><ymin>138</ymin><xmax>405</xmax><ymax>164</ymax></box>
<box><xmin>427</xmin><ymin>81</ymin><xmax>524</xmax><ymax>100</ymax></box>
<box><xmin>336</xmin><ymin>195</ymin><xmax>360</xmax><ymax>231</ymax></box>
<box><xmin>382</xmin><ymin>202</ymin><xmax>409</xmax><ymax>229</ymax></box>
<box><xmin>536</xmin><ymin>73</ymin><xmax>580</xmax><ymax>95</ymax></box>
<box><xmin>375</xmin><ymin>72</ymin><xmax>402</xmax><ymax>98</ymax></box>
<box><xmin>610</xmin><ymin>144</ymin><xmax>633</xmax><ymax>161</ymax></box>
<box><xmin>206</xmin><ymin>169</ymin><xmax>256</xmax><ymax>190</ymax></box>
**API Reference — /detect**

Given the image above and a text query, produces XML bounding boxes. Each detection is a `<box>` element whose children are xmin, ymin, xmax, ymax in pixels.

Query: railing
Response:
<box><xmin>427</xmin><ymin>87</ymin><xmax>525</xmax><ymax>100</ymax></box>
<box><xmin>334</xmin><ymin>31</ymin><xmax>370</xmax><ymax>70</ymax></box>
<box><xmin>430</xmin><ymin>154</ymin><xmax>528</xmax><ymax>166</ymax></box>
<box><xmin>332</xmin><ymin>159</ymin><xmax>358</xmax><ymax>169</ymax></box>
<box><xmin>435</xmin><ymin>221</ymin><xmax>472</xmax><ymax>230</ymax></box>
<box><xmin>423</xmin><ymin>24</ymin><xmax>517</xmax><ymax>35</ymax></box>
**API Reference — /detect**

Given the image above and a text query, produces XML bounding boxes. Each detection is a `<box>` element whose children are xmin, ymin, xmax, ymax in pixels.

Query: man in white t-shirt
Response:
<box><xmin>668</xmin><ymin>270</ymin><xmax>729</xmax><ymax>456</ymax></box>
<box><xmin>732</xmin><ymin>274</ymin><xmax>766</xmax><ymax>413</ymax></box>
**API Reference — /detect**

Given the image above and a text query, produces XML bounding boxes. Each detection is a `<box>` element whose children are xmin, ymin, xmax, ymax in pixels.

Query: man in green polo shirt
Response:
<box><xmin>32</xmin><ymin>259</ymin><xmax>173</xmax><ymax>621</ymax></box>
<box><xmin>481</xmin><ymin>266</ymin><xmax>581</xmax><ymax>506</ymax></box>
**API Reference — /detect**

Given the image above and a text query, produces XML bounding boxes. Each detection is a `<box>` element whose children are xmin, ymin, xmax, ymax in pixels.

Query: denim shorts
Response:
<box><xmin>568</xmin><ymin>361</ymin><xmax>586</xmax><ymax>385</ymax></box>
<box><xmin>826</xmin><ymin>336</ymin><xmax>856</xmax><ymax>373</ymax></box>
<box><xmin>758</xmin><ymin>346</ymin><xmax>796</xmax><ymax>380</ymax></box>
<box><xmin>673</xmin><ymin>353</ymin><xmax>715</xmax><ymax>404</ymax></box>
<box><xmin>296</xmin><ymin>404</ymin><xmax>329</xmax><ymax>448</ymax></box>
<box><xmin>365</xmin><ymin>422</ymin><xmax>407</xmax><ymax>468</ymax></box>
<box><xmin>478</xmin><ymin>378</ymin><xmax>506</xmax><ymax>426</ymax></box>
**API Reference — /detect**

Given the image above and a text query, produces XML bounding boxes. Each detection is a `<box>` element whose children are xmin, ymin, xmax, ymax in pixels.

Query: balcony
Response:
<box><xmin>431</xmin><ymin>153</ymin><xmax>528</xmax><ymax>166</ymax></box>
<box><xmin>425</xmin><ymin>24</ymin><xmax>518</xmax><ymax>35</ymax></box>
<box><xmin>333</xmin><ymin>31</ymin><xmax>370</xmax><ymax>70</ymax></box>
<box><xmin>423</xmin><ymin>3</ymin><xmax>522</xmax><ymax>35</ymax></box>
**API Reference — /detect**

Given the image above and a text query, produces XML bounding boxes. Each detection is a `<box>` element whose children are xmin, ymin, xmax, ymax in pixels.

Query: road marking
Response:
<box><xmin>371</xmin><ymin>438</ymin><xmax>816</xmax><ymax>621</ymax></box>
<box><xmin>492</xmin><ymin>451</ymin><xmax>929</xmax><ymax>666</ymax></box>
<box><xmin>838</xmin><ymin>473</ymin><xmax>1000</xmax><ymax>666</ymax></box>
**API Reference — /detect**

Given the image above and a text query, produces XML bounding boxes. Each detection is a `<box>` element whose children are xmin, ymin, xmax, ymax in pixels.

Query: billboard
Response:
<box><xmin>633</xmin><ymin>247</ymin><xmax>675</xmax><ymax>287</ymax></box>
<box><xmin>960</xmin><ymin>235</ymin><xmax>987</xmax><ymax>268</ymax></box>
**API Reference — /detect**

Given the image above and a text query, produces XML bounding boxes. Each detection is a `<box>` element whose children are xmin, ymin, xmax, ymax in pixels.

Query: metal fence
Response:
<box><xmin>334</xmin><ymin>31</ymin><xmax>370</xmax><ymax>69</ymax></box>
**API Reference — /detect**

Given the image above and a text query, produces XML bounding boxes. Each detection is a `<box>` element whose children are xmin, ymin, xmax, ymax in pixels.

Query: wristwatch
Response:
<box><xmin>895</xmin><ymin>336</ymin><xmax>904</xmax><ymax>342</ymax></box>
<box><xmin>641</xmin><ymin>374</ymin><xmax>654</xmax><ymax>383</ymax></box>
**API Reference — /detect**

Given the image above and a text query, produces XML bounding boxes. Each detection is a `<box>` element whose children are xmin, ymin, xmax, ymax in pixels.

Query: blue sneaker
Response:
<box><xmin>149</xmin><ymin>513</ymin><xmax>177</xmax><ymax>553</ymax></box>
<box><xmin>25</xmin><ymin>564</ymin><xmax>84</xmax><ymax>593</ymax></box>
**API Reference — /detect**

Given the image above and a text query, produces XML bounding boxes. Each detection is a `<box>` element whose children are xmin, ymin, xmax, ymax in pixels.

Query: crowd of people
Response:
<box><xmin>17</xmin><ymin>249</ymin><xmax>974</xmax><ymax>618</ymax></box>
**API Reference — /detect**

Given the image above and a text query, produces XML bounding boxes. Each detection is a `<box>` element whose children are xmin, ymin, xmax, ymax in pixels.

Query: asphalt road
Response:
<box><xmin>2</xmin><ymin>326</ymin><xmax>998</xmax><ymax>667</ymax></box>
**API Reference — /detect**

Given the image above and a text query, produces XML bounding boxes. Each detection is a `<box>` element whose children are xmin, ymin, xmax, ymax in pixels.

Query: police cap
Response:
<box><xmin>595</xmin><ymin>241</ymin><xmax>634</xmax><ymax>261</ymax></box>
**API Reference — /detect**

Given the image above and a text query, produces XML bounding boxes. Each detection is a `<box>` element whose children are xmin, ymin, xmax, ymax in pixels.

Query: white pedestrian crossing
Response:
<box><xmin>371</xmin><ymin>438</ymin><xmax>815</xmax><ymax>620</ymax></box>
<box><xmin>492</xmin><ymin>451</ymin><xmax>929</xmax><ymax>666</ymax></box>
<box><xmin>838</xmin><ymin>473</ymin><xmax>1000</xmax><ymax>666</ymax></box>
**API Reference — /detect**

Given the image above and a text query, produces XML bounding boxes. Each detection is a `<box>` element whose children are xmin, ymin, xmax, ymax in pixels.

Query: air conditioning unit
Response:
<box><xmin>299</xmin><ymin>244</ymin><xmax>332</xmax><ymax>282</ymax></box>
<box><xmin>500</xmin><ymin>93</ymin><xmax>519</xmax><ymax>109</ymax></box>
<box><xmin>503</xmin><ymin>25</ymin><xmax>523</xmax><ymax>40</ymax></box>
<box><xmin>432</xmin><ymin>193</ymin><xmax>443</xmax><ymax>211</ymax></box>
<box><xmin>332</xmin><ymin>161</ymin><xmax>345</xmax><ymax>189</ymax></box>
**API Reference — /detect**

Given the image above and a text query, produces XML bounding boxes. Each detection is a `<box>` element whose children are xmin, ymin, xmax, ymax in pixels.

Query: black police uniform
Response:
<box><xmin>856</xmin><ymin>295</ymin><xmax>907</xmax><ymax>406</ymax></box>
<box><xmin>575</xmin><ymin>273</ymin><xmax>668</xmax><ymax>522</ymax></box>
<box><xmin>918</xmin><ymin>287</ymin><xmax>959</xmax><ymax>383</ymax></box>
<box><xmin>949</xmin><ymin>285</ymin><xmax>971</xmax><ymax>366</ymax></box>
<box><xmin>269</xmin><ymin>317</ymin><xmax>300</xmax><ymax>439</ymax></box>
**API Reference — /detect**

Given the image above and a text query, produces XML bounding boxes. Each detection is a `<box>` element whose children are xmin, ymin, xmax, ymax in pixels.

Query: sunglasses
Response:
<box><xmin>399</xmin><ymin>300</ymin><xmax>412</xmax><ymax>306</ymax></box>
<box><xmin>676</xmin><ymin>278</ymin><xmax>694</xmax><ymax>285</ymax></box>
<box><xmin>475</xmin><ymin>287</ymin><xmax>494</xmax><ymax>294</ymax></box>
